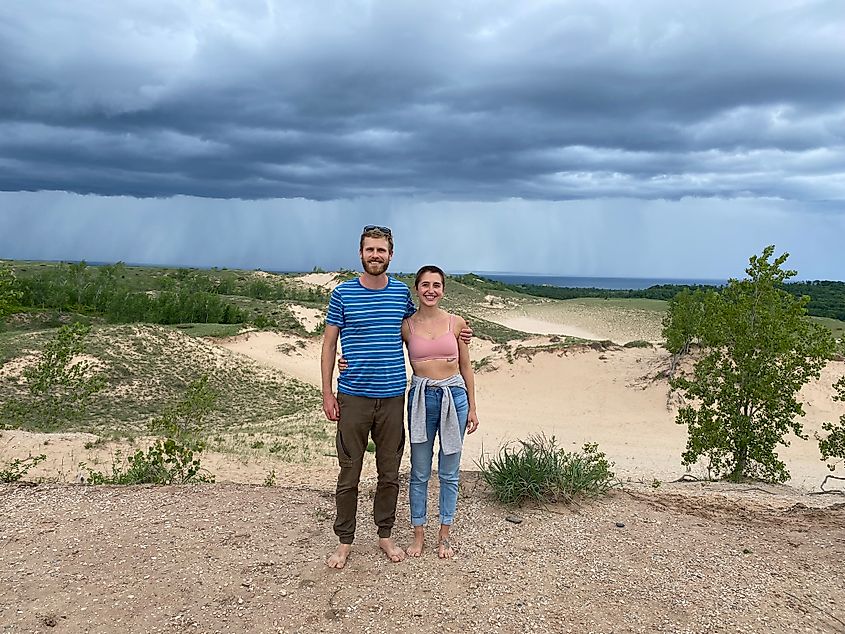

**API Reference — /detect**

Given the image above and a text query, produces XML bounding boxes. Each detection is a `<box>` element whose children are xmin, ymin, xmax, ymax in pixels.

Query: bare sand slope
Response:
<box><xmin>219</xmin><ymin>332</ymin><xmax>322</xmax><ymax>388</ymax></box>
<box><xmin>1</xmin><ymin>480</ymin><xmax>843</xmax><ymax>634</ymax></box>
<box><xmin>219</xmin><ymin>332</ymin><xmax>845</xmax><ymax>491</ymax></box>
<box><xmin>477</xmin><ymin>300</ymin><xmax>665</xmax><ymax>343</ymax></box>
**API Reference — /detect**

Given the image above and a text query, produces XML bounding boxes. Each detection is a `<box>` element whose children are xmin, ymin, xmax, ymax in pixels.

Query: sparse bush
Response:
<box><xmin>81</xmin><ymin>375</ymin><xmax>219</xmax><ymax>485</ymax></box>
<box><xmin>472</xmin><ymin>356</ymin><xmax>495</xmax><ymax>372</ymax></box>
<box><xmin>1</xmin><ymin>323</ymin><xmax>105</xmax><ymax>431</ymax></box>
<box><xmin>623</xmin><ymin>340</ymin><xmax>652</xmax><ymax>348</ymax></box>
<box><xmin>477</xmin><ymin>435</ymin><xmax>616</xmax><ymax>505</ymax></box>
<box><xmin>263</xmin><ymin>469</ymin><xmax>277</xmax><ymax>487</ymax></box>
<box><xmin>147</xmin><ymin>374</ymin><xmax>217</xmax><ymax>449</ymax></box>
<box><xmin>252</xmin><ymin>314</ymin><xmax>278</xmax><ymax>329</ymax></box>
<box><xmin>82</xmin><ymin>440</ymin><xmax>214</xmax><ymax>485</ymax></box>
<box><xmin>0</xmin><ymin>454</ymin><xmax>46</xmax><ymax>483</ymax></box>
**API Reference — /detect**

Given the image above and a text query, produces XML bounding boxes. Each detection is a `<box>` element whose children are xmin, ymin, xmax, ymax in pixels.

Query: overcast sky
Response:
<box><xmin>1</xmin><ymin>1</ymin><xmax>843</xmax><ymax>278</ymax></box>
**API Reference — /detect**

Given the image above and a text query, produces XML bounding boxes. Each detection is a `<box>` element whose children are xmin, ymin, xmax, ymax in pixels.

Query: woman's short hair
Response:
<box><xmin>414</xmin><ymin>265</ymin><xmax>446</xmax><ymax>288</ymax></box>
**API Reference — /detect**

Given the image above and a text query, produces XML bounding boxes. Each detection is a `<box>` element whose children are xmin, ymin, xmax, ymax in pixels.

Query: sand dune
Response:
<box><xmin>219</xmin><ymin>328</ymin><xmax>845</xmax><ymax>490</ymax></box>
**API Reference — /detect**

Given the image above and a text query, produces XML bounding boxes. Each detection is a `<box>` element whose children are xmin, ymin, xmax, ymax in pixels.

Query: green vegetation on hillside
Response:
<box><xmin>4</xmin><ymin>261</ymin><xmax>330</xmax><ymax>332</ymax></box>
<box><xmin>0</xmin><ymin>324</ymin><xmax>327</xmax><ymax>455</ymax></box>
<box><xmin>456</xmin><ymin>273</ymin><xmax>845</xmax><ymax>321</ymax></box>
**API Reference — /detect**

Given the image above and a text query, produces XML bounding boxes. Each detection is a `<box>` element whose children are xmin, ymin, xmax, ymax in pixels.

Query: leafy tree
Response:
<box><xmin>1</xmin><ymin>323</ymin><xmax>106</xmax><ymax>431</ymax></box>
<box><xmin>0</xmin><ymin>265</ymin><xmax>23</xmax><ymax>322</ymax></box>
<box><xmin>669</xmin><ymin>246</ymin><xmax>835</xmax><ymax>483</ymax></box>
<box><xmin>816</xmin><ymin>376</ymin><xmax>845</xmax><ymax>490</ymax></box>
<box><xmin>662</xmin><ymin>288</ymin><xmax>720</xmax><ymax>376</ymax></box>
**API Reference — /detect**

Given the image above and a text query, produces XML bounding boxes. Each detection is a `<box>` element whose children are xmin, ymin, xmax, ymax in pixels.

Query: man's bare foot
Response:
<box><xmin>406</xmin><ymin>528</ymin><xmax>425</xmax><ymax>557</ymax></box>
<box><xmin>327</xmin><ymin>543</ymin><xmax>351</xmax><ymax>569</ymax></box>
<box><xmin>378</xmin><ymin>537</ymin><xmax>406</xmax><ymax>563</ymax></box>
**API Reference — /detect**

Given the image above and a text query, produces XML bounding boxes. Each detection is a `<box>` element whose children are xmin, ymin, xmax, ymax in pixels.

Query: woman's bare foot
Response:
<box><xmin>378</xmin><ymin>537</ymin><xmax>406</xmax><ymax>563</ymax></box>
<box><xmin>406</xmin><ymin>527</ymin><xmax>425</xmax><ymax>557</ymax></box>
<box><xmin>326</xmin><ymin>543</ymin><xmax>351</xmax><ymax>569</ymax></box>
<box><xmin>438</xmin><ymin>526</ymin><xmax>454</xmax><ymax>559</ymax></box>
<box><xmin>437</xmin><ymin>538</ymin><xmax>455</xmax><ymax>559</ymax></box>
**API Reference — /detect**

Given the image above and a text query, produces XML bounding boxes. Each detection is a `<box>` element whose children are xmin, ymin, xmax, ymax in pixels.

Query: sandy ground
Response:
<box><xmin>291</xmin><ymin>273</ymin><xmax>341</xmax><ymax>292</ymax></box>
<box><xmin>1</xmin><ymin>479</ymin><xmax>843</xmax><ymax>634</ymax></box>
<box><xmin>477</xmin><ymin>301</ymin><xmax>665</xmax><ymax>343</ymax></box>
<box><xmin>215</xmin><ymin>331</ymin><xmax>845</xmax><ymax>491</ymax></box>
<box><xmin>286</xmin><ymin>305</ymin><xmax>324</xmax><ymax>333</ymax></box>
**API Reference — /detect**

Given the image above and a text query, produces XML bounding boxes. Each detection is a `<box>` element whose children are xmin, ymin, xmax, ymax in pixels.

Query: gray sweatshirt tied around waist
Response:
<box><xmin>409</xmin><ymin>374</ymin><xmax>467</xmax><ymax>455</ymax></box>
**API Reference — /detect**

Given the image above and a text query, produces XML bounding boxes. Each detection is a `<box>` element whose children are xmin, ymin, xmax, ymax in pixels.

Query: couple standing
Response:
<box><xmin>320</xmin><ymin>225</ymin><xmax>479</xmax><ymax>568</ymax></box>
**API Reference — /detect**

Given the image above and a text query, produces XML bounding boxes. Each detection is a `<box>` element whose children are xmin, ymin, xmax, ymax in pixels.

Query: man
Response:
<box><xmin>321</xmin><ymin>225</ymin><xmax>470</xmax><ymax>568</ymax></box>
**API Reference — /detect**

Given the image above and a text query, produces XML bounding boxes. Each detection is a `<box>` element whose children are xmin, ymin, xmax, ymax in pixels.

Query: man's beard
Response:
<box><xmin>362</xmin><ymin>257</ymin><xmax>389</xmax><ymax>276</ymax></box>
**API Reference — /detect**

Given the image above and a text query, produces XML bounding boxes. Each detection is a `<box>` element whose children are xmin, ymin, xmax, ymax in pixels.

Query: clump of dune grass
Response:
<box><xmin>623</xmin><ymin>339</ymin><xmax>653</xmax><ymax>348</ymax></box>
<box><xmin>477</xmin><ymin>434</ymin><xmax>617</xmax><ymax>505</ymax></box>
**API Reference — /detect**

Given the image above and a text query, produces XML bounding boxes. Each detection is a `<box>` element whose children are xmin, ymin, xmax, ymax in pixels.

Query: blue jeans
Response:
<box><xmin>407</xmin><ymin>385</ymin><xmax>469</xmax><ymax>526</ymax></box>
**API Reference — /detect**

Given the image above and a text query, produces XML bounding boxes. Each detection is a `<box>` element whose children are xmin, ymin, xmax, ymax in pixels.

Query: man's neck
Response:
<box><xmin>359</xmin><ymin>272</ymin><xmax>389</xmax><ymax>290</ymax></box>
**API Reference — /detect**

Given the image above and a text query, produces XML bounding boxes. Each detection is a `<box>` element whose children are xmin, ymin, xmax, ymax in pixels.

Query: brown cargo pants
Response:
<box><xmin>333</xmin><ymin>392</ymin><xmax>405</xmax><ymax>544</ymax></box>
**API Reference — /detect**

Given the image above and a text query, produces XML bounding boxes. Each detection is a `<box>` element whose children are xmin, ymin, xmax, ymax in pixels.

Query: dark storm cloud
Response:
<box><xmin>1</xmin><ymin>0</ymin><xmax>844</xmax><ymax>202</ymax></box>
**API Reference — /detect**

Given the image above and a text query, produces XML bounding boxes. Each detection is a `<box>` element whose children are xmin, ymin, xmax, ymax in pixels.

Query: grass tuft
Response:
<box><xmin>476</xmin><ymin>434</ymin><xmax>616</xmax><ymax>505</ymax></box>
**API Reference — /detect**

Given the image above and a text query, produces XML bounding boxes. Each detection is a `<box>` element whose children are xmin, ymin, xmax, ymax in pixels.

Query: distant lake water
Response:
<box><xmin>481</xmin><ymin>274</ymin><xmax>728</xmax><ymax>290</ymax></box>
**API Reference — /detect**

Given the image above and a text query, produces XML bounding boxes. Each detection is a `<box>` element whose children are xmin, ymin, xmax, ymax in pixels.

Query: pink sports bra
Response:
<box><xmin>407</xmin><ymin>314</ymin><xmax>459</xmax><ymax>362</ymax></box>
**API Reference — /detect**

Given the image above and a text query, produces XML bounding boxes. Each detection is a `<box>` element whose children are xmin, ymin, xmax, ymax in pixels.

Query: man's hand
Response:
<box><xmin>323</xmin><ymin>392</ymin><xmax>340</xmax><ymax>421</ymax></box>
<box><xmin>459</xmin><ymin>321</ymin><xmax>473</xmax><ymax>344</ymax></box>
<box><xmin>337</xmin><ymin>356</ymin><xmax>349</xmax><ymax>372</ymax></box>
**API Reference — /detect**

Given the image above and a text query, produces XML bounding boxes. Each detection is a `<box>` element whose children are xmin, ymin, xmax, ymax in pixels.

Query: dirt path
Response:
<box><xmin>1</xmin><ymin>478</ymin><xmax>843</xmax><ymax>633</ymax></box>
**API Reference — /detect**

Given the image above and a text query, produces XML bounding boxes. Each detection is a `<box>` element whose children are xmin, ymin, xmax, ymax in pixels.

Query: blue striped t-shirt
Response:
<box><xmin>326</xmin><ymin>276</ymin><xmax>416</xmax><ymax>398</ymax></box>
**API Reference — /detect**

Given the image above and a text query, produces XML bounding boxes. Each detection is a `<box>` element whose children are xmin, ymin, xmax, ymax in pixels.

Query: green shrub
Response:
<box><xmin>477</xmin><ymin>435</ymin><xmax>616</xmax><ymax>505</ymax></box>
<box><xmin>623</xmin><ymin>339</ymin><xmax>652</xmax><ymax>348</ymax></box>
<box><xmin>81</xmin><ymin>374</ymin><xmax>218</xmax><ymax>485</ymax></box>
<box><xmin>0</xmin><ymin>454</ymin><xmax>46</xmax><ymax>483</ymax></box>
<box><xmin>1</xmin><ymin>323</ymin><xmax>105</xmax><ymax>431</ymax></box>
<box><xmin>82</xmin><ymin>439</ymin><xmax>214</xmax><ymax>485</ymax></box>
<box><xmin>263</xmin><ymin>469</ymin><xmax>277</xmax><ymax>487</ymax></box>
<box><xmin>147</xmin><ymin>374</ymin><xmax>216</xmax><ymax>449</ymax></box>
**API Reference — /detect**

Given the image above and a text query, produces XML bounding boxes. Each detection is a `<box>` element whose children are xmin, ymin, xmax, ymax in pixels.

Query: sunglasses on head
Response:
<box><xmin>362</xmin><ymin>225</ymin><xmax>392</xmax><ymax>235</ymax></box>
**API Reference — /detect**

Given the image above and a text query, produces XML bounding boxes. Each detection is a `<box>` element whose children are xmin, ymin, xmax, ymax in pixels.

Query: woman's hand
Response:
<box><xmin>466</xmin><ymin>410</ymin><xmax>479</xmax><ymax>434</ymax></box>
<box><xmin>337</xmin><ymin>356</ymin><xmax>348</xmax><ymax>372</ymax></box>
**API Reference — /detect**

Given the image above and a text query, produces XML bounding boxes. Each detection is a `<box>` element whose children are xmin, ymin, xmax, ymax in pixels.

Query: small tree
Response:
<box><xmin>2</xmin><ymin>323</ymin><xmax>106</xmax><ymax>431</ymax></box>
<box><xmin>147</xmin><ymin>374</ymin><xmax>217</xmax><ymax>449</ymax></box>
<box><xmin>816</xmin><ymin>376</ymin><xmax>845</xmax><ymax>491</ymax></box>
<box><xmin>662</xmin><ymin>288</ymin><xmax>720</xmax><ymax>376</ymax></box>
<box><xmin>0</xmin><ymin>265</ymin><xmax>23</xmax><ymax>323</ymax></box>
<box><xmin>82</xmin><ymin>375</ymin><xmax>217</xmax><ymax>485</ymax></box>
<box><xmin>669</xmin><ymin>246</ymin><xmax>834</xmax><ymax>483</ymax></box>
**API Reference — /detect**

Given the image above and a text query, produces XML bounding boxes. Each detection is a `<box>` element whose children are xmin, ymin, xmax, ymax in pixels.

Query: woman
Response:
<box><xmin>403</xmin><ymin>265</ymin><xmax>479</xmax><ymax>559</ymax></box>
<box><xmin>337</xmin><ymin>264</ymin><xmax>479</xmax><ymax>558</ymax></box>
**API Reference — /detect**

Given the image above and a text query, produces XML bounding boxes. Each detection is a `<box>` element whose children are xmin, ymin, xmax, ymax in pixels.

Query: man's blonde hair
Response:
<box><xmin>359</xmin><ymin>226</ymin><xmax>393</xmax><ymax>253</ymax></box>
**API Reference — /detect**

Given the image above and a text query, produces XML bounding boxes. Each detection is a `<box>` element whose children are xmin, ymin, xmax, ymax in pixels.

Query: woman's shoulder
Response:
<box><xmin>448</xmin><ymin>312</ymin><xmax>466</xmax><ymax>332</ymax></box>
